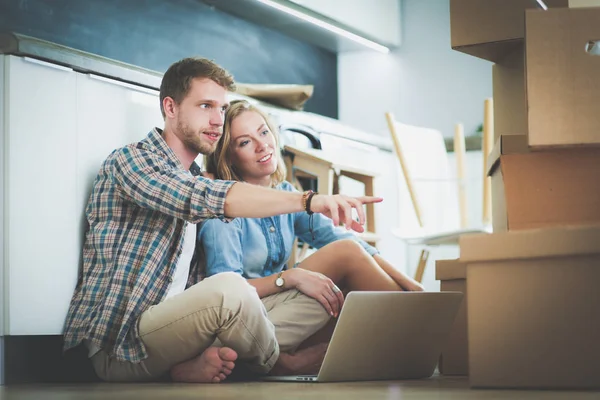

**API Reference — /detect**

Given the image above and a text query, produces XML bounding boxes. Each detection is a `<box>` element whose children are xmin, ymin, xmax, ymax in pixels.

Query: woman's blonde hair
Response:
<box><xmin>205</xmin><ymin>100</ymin><xmax>287</xmax><ymax>187</ymax></box>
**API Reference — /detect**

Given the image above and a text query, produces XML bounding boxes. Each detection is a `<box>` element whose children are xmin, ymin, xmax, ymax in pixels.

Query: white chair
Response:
<box><xmin>385</xmin><ymin>107</ymin><xmax>492</xmax><ymax>283</ymax></box>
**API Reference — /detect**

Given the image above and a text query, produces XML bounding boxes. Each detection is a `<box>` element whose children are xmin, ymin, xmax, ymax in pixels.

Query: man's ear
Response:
<box><xmin>163</xmin><ymin>97</ymin><xmax>177</xmax><ymax>119</ymax></box>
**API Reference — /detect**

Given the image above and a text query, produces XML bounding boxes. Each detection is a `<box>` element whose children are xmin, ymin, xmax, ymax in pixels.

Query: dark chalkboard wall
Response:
<box><xmin>0</xmin><ymin>0</ymin><xmax>338</xmax><ymax>118</ymax></box>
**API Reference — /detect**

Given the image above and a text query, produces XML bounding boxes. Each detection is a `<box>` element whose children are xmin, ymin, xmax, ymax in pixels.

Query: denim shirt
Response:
<box><xmin>198</xmin><ymin>181</ymin><xmax>379</xmax><ymax>279</ymax></box>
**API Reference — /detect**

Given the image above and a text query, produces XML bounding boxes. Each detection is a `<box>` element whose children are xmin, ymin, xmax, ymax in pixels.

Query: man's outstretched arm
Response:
<box><xmin>224</xmin><ymin>182</ymin><xmax>382</xmax><ymax>233</ymax></box>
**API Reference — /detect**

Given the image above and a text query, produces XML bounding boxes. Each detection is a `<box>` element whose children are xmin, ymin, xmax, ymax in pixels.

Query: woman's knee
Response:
<box><xmin>329</xmin><ymin>239</ymin><xmax>368</xmax><ymax>260</ymax></box>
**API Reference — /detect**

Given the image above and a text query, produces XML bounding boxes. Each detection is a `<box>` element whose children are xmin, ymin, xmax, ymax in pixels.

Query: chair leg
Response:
<box><xmin>414</xmin><ymin>249</ymin><xmax>430</xmax><ymax>283</ymax></box>
<box><xmin>298</xmin><ymin>242</ymin><xmax>310</xmax><ymax>261</ymax></box>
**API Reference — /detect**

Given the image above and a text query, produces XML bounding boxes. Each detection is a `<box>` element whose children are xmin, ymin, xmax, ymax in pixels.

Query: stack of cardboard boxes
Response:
<box><xmin>437</xmin><ymin>0</ymin><xmax>600</xmax><ymax>389</ymax></box>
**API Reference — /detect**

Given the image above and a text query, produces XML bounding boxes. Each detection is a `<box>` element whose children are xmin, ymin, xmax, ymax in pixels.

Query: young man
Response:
<box><xmin>63</xmin><ymin>57</ymin><xmax>381</xmax><ymax>383</ymax></box>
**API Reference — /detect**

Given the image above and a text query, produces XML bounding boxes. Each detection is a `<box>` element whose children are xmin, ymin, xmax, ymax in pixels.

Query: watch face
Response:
<box><xmin>275</xmin><ymin>277</ymin><xmax>284</xmax><ymax>287</ymax></box>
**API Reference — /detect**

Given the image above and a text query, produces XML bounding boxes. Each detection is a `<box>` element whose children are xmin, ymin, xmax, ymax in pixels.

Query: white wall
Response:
<box><xmin>337</xmin><ymin>0</ymin><xmax>492</xmax><ymax>290</ymax></box>
<box><xmin>338</xmin><ymin>0</ymin><xmax>492</xmax><ymax>139</ymax></box>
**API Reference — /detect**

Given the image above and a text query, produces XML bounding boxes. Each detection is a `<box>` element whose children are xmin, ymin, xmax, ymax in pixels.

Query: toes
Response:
<box><xmin>222</xmin><ymin>367</ymin><xmax>232</xmax><ymax>375</ymax></box>
<box><xmin>218</xmin><ymin>347</ymin><xmax>238</xmax><ymax>362</ymax></box>
<box><xmin>223</xmin><ymin>361</ymin><xmax>235</xmax><ymax>371</ymax></box>
<box><xmin>218</xmin><ymin>373</ymin><xmax>227</xmax><ymax>381</ymax></box>
<box><xmin>212</xmin><ymin>376</ymin><xmax>221</xmax><ymax>383</ymax></box>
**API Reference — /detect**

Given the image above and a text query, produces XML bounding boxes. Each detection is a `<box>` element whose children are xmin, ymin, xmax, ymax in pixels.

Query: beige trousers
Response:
<box><xmin>91</xmin><ymin>272</ymin><xmax>330</xmax><ymax>382</ymax></box>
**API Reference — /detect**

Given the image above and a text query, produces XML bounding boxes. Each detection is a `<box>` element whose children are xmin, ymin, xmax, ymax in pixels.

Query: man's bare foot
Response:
<box><xmin>170</xmin><ymin>347</ymin><xmax>237</xmax><ymax>383</ymax></box>
<box><xmin>269</xmin><ymin>343</ymin><xmax>328</xmax><ymax>376</ymax></box>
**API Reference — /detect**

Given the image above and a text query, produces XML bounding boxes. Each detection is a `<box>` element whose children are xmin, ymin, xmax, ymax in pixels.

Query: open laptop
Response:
<box><xmin>263</xmin><ymin>291</ymin><xmax>463</xmax><ymax>383</ymax></box>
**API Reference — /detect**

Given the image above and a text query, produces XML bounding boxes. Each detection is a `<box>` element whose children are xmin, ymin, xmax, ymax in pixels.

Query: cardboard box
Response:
<box><xmin>435</xmin><ymin>259</ymin><xmax>468</xmax><ymax>376</ymax></box>
<box><xmin>492</xmin><ymin>45</ymin><xmax>526</xmax><ymax>141</ymax></box>
<box><xmin>460</xmin><ymin>225</ymin><xmax>600</xmax><ymax>389</ymax></box>
<box><xmin>488</xmin><ymin>135</ymin><xmax>600</xmax><ymax>231</ymax></box>
<box><xmin>526</xmin><ymin>7</ymin><xmax>600</xmax><ymax>147</ymax></box>
<box><xmin>450</xmin><ymin>0</ymin><xmax>568</xmax><ymax>62</ymax></box>
<box><xmin>569</xmin><ymin>0</ymin><xmax>600</xmax><ymax>6</ymax></box>
<box><xmin>494</xmin><ymin>8</ymin><xmax>600</xmax><ymax>145</ymax></box>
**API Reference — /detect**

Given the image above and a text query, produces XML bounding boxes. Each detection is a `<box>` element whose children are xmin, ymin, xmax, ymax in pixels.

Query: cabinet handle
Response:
<box><xmin>87</xmin><ymin>74</ymin><xmax>158</xmax><ymax>96</ymax></box>
<box><xmin>22</xmin><ymin>57</ymin><xmax>73</xmax><ymax>73</ymax></box>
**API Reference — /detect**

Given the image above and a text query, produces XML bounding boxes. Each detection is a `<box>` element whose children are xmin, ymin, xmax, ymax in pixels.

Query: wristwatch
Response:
<box><xmin>275</xmin><ymin>271</ymin><xmax>285</xmax><ymax>289</ymax></box>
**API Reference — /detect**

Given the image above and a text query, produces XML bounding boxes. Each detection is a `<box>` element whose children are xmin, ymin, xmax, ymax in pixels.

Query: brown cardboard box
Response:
<box><xmin>450</xmin><ymin>0</ymin><xmax>568</xmax><ymax>62</ymax></box>
<box><xmin>494</xmin><ymin>8</ymin><xmax>600</xmax><ymax>146</ymax></box>
<box><xmin>488</xmin><ymin>135</ymin><xmax>600</xmax><ymax>231</ymax></box>
<box><xmin>526</xmin><ymin>7</ymin><xmax>600</xmax><ymax>147</ymax></box>
<box><xmin>569</xmin><ymin>0</ymin><xmax>600</xmax><ymax>7</ymax></box>
<box><xmin>492</xmin><ymin>45</ymin><xmax>526</xmax><ymax>141</ymax></box>
<box><xmin>459</xmin><ymin>225</ymin><xmax>600</xmax><ymax>389</ymax></box>
<box><xmin>435</xmin><ymin>259</ymin><xmax>468</xmax><ymax>376</ymax></box>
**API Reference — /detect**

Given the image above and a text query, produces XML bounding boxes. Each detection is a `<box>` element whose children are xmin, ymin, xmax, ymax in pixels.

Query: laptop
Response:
<box><xmin>263</xmin><ymin>291</ymin><xmax>463</xmax><ymax>383</ymax></box>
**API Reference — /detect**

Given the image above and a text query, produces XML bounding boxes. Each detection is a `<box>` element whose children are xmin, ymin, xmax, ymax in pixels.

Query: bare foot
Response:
<box><xmin>401</xmin><ymin>279</ymin><xmax>425</xmax><ymax>292</ymax></box>
<box><xmin>394</xmin><ymin>274</ymin><xmax>424</xmax><ymax>292</ymax></box>
<box><xmin>270</xmin><ymin>343</ymin><xmax>328</xmax><ymax>376</ymax></box>
<box><xmin>170</xmin><ymin>347</ymin><xmax>238</xmax><ymax>383</ymax></box>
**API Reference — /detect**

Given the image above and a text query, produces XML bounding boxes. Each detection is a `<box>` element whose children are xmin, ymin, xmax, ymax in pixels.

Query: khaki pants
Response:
<box><xmin>91</xmin><ymin>272</ymin><xmax>330</xmax><ymax>382</ymax></box>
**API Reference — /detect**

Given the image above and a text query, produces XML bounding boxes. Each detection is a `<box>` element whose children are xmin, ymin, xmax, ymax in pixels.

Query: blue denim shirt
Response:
<box><xmin>198</xmin><ymin>181</ymin><xmax>379</xmax><ymax>279</ymax></box>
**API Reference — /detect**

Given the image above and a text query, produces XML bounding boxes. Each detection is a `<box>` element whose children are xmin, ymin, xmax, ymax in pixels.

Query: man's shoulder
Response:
<box><xmin>104</xmin><ymin>129</ymin><xmax>164</xmax><ymax>163</ymax></box>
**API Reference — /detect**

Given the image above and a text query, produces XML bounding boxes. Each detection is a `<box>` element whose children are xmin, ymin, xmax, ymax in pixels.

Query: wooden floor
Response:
<box><xmin>2</xmin><ymin>376</ymin><xmax>598</xmax><ymax>400</ymax></box>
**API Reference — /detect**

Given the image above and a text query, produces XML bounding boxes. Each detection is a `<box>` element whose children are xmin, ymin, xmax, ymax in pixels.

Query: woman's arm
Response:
<box><xmin>199</xmin><ymin>219</ymin><xmax>246</xmax><ymax>277</ymax></box>
<box><xmin>199</xmin><ymin>217</ymin><xmax>332</xmax><ymax>301</ymax></box>
<box><xmin>295</xmin><ymin>211</ymin><xmax>378</xmax><ymax>255</ymax></box>
<box><xmin>245</xmin><ymin>270</ymin><xmax>342</xmax><ymax>317</ymax></box>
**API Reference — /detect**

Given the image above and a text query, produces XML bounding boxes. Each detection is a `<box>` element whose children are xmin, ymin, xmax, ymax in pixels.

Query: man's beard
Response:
<box><xmin>176</xmin><ymin>120</ymin><xmax>217</xmax><ymax>156</ymax></box>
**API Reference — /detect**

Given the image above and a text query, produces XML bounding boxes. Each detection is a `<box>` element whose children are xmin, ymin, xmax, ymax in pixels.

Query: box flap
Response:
<box><xmin>460</xmin><ymin>225</ymin><xmax>600</xmax><ymax>262</ymax></box>
<box><xmin>492</xmin><ymin>45</ymin><xmax>527</xmax><ymax>139</ymax></box>
<box><xmin>454</xmin><ymin>40</ymin><xmax>523</xmax><ymax>64</ymax></box>
<box><xmin>436</xmin><ymin>259</ymin><xmax>466</xmax><ymax>280</ymax></box>
<box><xmin>450</xmin><ymin>0</ymin><xmax>568</xmax><ymax>62</ymax></box>
<box><xmin>487</xmin><ymin>134</ymin><xmax>529</xmax><ymax>176</ymax></box>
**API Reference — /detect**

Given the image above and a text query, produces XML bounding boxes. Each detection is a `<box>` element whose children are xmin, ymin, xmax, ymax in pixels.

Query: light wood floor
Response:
<box><xmin>2</xmin><ymin>376</ymin><xmax>598</xmax><ymax>400</ymax></box>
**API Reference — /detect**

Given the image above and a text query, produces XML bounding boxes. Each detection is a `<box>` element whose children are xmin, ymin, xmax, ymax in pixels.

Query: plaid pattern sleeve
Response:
<box><xmin>113</xmin><ymin>144</ymin><xmax>235</xmax><ymax>223</ymax></box>
<box><xmin>63</xmin><ymin>129</ymin><xmax>236</xmax><ymax>362</ymax></box>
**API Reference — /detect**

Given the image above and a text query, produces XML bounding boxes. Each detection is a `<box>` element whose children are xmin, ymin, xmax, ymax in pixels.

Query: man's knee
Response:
<box><xmin>189</xmin><ymin>272</ymin><xmax>261</xmax><ymax>308</ymax></box>
<box><xmin>203</xmin><ymin>271</ymin><xmax>252</xmax><ymax>291</ymax></box>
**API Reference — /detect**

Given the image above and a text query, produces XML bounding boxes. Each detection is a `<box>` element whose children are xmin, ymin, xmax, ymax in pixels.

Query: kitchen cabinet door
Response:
<box><xmin>4</xmin><ymin>55</ymin><xmax>78</xmax><ymax>334</ymax></box>
<box><xmin>74</xmin><ymin>73</ymin><xmax>164</xmax><ymax>253</ymax></box>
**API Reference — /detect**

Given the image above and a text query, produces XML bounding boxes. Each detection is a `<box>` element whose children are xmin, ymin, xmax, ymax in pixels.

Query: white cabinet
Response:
<box><xmin>75</xmin><ymin>73</ymin><xmax>163</xmax><ymax>254</ymax></box>
<box><xmin>4</xmin><ymin>56</ymin><xmax>78</xmax><ymax>335</ymax></box>
<box><xmin>289</xmin><ymin>0</ymin><xmax>402</xmax><ymax>46</ymax></box>
<box><xmin>1</xmin><ymin>55</ymin><xmax>163</xmax><ymax>335</ymax></box>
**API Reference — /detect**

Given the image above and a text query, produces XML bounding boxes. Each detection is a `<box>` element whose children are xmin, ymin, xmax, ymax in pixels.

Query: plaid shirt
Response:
<box><xmin>63</xmin><ymin>128</ymin><xmax>236</xmax><ymax>363</ymax></box>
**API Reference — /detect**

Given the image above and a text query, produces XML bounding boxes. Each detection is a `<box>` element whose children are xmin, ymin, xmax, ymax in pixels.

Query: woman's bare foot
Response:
<box><xmin>400</xmin><ymin>278</ymin><xmax>425</xmax><ymax>292</ymax></box>
<box><xmin>170</xmin><ymin>347</ymin><xmax>238</xmax><ymax>383</ymax></box>
<box><xmin>270</xmin><ymin>343</ymin><xmax>328</xmax><ymax>376</ymax></box>
<box><xmin>393</xmin><ymin>273</ymin><xmax>424</xmax><ymax>292</ymax></box>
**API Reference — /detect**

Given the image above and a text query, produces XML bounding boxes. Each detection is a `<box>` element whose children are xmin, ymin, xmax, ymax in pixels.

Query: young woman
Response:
<box><xmin>199</xmin><ymin>100</ymin><xmax>423</xmax><ymax>319</ymax></box>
